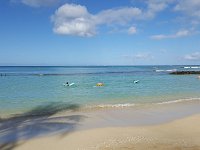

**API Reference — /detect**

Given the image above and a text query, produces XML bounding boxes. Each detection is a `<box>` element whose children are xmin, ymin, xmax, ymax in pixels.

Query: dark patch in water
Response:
<box><xmin>170</xmin><ymin>71</ymin><xmax>200</xmax><ymax>75</ymax></box>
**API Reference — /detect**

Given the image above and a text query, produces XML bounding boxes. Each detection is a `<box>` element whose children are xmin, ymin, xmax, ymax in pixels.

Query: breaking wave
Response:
<box><xmin>183</xmin><ymin>66</ymin><xmax>200</xmax><ymax>69</ymax></box>
<box><xmin>155</xmin><ymin>69</ymin><xmax>177</xmax><ymax>72</ymax></box>
<box><xmin>83</xmin><ymin>97</ymin><xmax>200</xmax><ymax>110</ymax></box>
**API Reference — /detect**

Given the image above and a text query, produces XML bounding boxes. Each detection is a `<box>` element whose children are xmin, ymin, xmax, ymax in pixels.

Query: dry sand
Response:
<box><xmin>13</xmin><ymin>114</ymin><xmax>200</xmax><ymax>150</ymax></box>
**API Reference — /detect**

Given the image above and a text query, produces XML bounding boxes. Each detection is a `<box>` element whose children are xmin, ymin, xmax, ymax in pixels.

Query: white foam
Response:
<box><xmin>84</xmin><ymin>98</ymin><xmax>200</xmax><ymax>110</ymax></box>
<box><xmin>156</xmin><ymin>98</ymin><xmax>200</xmax><ymax>105</ymax></box>
<box><xmin>191</xmin><ymin>66</ymin><xmax>200</xmax><ymax>69</ymax></box>
<box><xmin>184</xmin><ymin>66</ymin><xmax>200</xmax><ymax>69</ymax></box>
<box><xmin>99</xmin><ymin>103</ymin><xmax>136</xmax><ymax>108</ymax></box>
<box><xmin>86</xmin><ymin>103</ymin><xmax>136</xmax><ymax>109</ymax></box>
<box><xmin>155</xmin><ymin>69</ymin><xmax>177</xmax><ymax>72</ymax></box>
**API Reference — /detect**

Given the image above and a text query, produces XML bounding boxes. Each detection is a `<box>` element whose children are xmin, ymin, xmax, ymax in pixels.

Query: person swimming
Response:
<box><xmin>133</xmin><ymin>80</ymin><xmax>139</xmax><ymax>84</ymax></box>
<box><xmin>63</xmin><ymin>82</ymin><xmax>75</xmax><ymax>87</ymax></box>
<box><xmin>63</xmin><ymin>82</ymin><xmax>69</xmax><ymax>86</ymax></box>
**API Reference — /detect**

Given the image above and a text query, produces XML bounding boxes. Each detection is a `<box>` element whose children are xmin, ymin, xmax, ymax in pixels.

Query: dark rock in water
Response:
<box><xmin>170</xmin><ymin>71</ymin><xmax>200</xmax><ymax>75</ymax></box>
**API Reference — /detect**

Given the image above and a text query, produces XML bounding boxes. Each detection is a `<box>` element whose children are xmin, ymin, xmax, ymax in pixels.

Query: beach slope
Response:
<box><xmin>15</xmin><ymin>114</ymin><xmax>200</xmax><ymax>150</ymax></box>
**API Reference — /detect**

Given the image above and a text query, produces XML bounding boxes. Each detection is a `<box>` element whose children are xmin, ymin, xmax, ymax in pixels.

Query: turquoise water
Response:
<box><xmin>0</xmin><ymin>66</ymin><xmax>200</xmax><ymax>116</ymax></box>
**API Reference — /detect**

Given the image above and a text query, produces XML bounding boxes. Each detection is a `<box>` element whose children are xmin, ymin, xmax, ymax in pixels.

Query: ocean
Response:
<box><xmin>0</xmin><ymin>65</ymin><xmax>200</xmax><ymax>117</ymax></box>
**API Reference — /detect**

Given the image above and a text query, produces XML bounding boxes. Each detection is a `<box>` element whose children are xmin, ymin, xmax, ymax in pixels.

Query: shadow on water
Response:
<box><xmin>0</xmin><ymin>102</ymin><xmax>86</xmax><ymax>150</ymax></box>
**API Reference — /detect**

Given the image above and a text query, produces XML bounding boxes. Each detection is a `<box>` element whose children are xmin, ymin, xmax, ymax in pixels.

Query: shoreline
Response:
<box><xmin>1</xmin><ymin>96</ymin><xmax>200</xmax><ymax>119</ymax></box>
<box><xmin>10</xmin><ymin>114</ymin><xmax>200</xmax><ymax>150</ymax></box>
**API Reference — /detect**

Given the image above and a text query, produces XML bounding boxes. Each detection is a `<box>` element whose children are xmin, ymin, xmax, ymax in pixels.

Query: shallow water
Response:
<box><xmin>0</xmin><ymin>66</ymin><xmax>200</xmax><ymax>116</ymax></box>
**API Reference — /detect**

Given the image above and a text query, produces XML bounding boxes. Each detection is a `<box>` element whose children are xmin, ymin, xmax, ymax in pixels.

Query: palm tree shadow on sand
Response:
<box><xmin>0</xmin><ymin>102</ymin><xmax>86</xmax><ymax>150</ymax></box>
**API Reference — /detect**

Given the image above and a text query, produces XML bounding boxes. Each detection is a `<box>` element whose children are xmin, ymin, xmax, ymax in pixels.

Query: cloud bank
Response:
<box><xmin>51</xmin><ymin>0</ymin><xmax>199</xmax><ymax>37</ymax></box>
<box><xmin>12</xmin><ymin>0</ymin><xmax>200</xmax><ymax>37</ymax></box>
<box><xmin>174</xmin><ymin>0</ymin><xmax>200</xmax><ymax>19</ymax></box>
<box><xmin>51</xmin><ymin>1</ymin><xmax>174</xmax><ymax>37</ymax></box>
<box><xmin>19</xmin><ymin>0</ymin><xmax>200</xmax><ymax>37</ymax></box>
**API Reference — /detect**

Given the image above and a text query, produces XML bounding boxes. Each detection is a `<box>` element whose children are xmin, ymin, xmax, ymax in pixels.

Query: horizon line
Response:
<box><xmin>0</xmin><ymin>65</ymin><xmax>200</xmax><ymax>67</ymax></box>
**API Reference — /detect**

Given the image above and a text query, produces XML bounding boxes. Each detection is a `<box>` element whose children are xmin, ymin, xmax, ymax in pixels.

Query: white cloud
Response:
<box><xmin>52</xmin><ymin>1</ymin><xmax>200</xmax><ymax>37</ymax></box>
<box><xmin>51</xmin><ymin>4</ymin><xmax>96</xmax><ymax>37</ymax></box>
<box><xmin>174</xmin><ymin>0</ymin><xmax>200</xmax><ymax>26</ymax></box>
<box><xmin>131</xmin><ymin>0</ymin><xmax>175</xmax><ymax>18</ymax></box>
<box><xmin>147</xmin><ymin>0</ymin><xmax>200</xmax><ymax>37</ymax></box>
<box><xmin>128</xmin><ymin>26</ymin><xmax>137</xmax><ymax>34</ymax></box>
<box><xmin>184</xmin><ymin>52</ymin><xmax>200</xmax><ymax>61</ymax></box>
<box><xmin>151</xmin><ymin>34</ymin><xmax>167</xmax><ymax>40</ymax></box>
<box><xmin>95</xmin><ymin>7</ymin><xmax>142</xmax><ymax>25</ymax></box>
<box><xmin>123</xmin><ymin>53</ymin><xmax>153</xmax><ymax>60</ymax></box>
<box><xmin>52</xmin><ymin>1</ymin><xmax>176</xmax><ymax>37</ymax></box>
<box><xmin>20</xmin><ymin>0</ymin><xmax>59</xmax><ymax>7</ymax></box>
<box><xmin>51</xmin><ymin>4</ymin><xmax>143</xmax><ymax>37</ymax></box>
<box><xmin>144</xmin><ymin>0</ymin><xmax>171</xmax><ymax>18</ymax></box>
<box><xmin>16</xmin><ymin>0</ymin><xmax>171</xmax><ymax>36</ymax></box>
<box><xmin>151</xmin><ymin>29</ymin><xmax>191</xmax><ymax>40</ymax></box>
<box><xmin>174</xmin><ymin>0</ymin><xmax>200</xmax><ymax>18</ymax></box>
<box><xmin>134</xmin><ymin>53</ymin><xmax>153</xmax><ymax>59</ymax></box>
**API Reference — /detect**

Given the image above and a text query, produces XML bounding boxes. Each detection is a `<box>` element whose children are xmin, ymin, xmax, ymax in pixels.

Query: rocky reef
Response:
<box><xmin>170</xmin><ymin>71</ymin><xmax>200</xmax><ymax>75</ymax></box>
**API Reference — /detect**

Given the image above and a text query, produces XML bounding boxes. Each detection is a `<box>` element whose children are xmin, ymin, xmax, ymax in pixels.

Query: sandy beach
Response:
<box><xmin>1</xmin><ymin>0</ymin><xmax>200</xmax><ymax>148</ymax></box>
<box><xmin>0</xmin><ymin>111</ymin><xmax>198</xmax><ymax>150</ymax></box>
<box><xmin>1</xmin><ymin>101</ymin><xmax>200</xmax><ymax>150</ymax></box>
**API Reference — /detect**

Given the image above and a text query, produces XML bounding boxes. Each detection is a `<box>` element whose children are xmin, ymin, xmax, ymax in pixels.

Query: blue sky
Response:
<box><xmin>0</xmin><ymin>0</ymin><xmax>200</xmax><ymax>66</ymax></box>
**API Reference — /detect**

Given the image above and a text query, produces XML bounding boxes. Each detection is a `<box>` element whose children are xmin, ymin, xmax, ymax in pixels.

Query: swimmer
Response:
<box><xmin>63</xmin><ymin>82</ymin><xmax>75</xmax><ymax>87</ymax></box>
<box><xmin>63</xmin><ymin>82</ymin><xmax>69</xmax><ymax>86</ymax></box>
<box><xmin>133</xmin><ymin>80</ymin><xmax>139</xmax><ymax>84</ymax></box>
<box><xmin>96</xmin><ymin>82</ymin><xmax>104</xmax><ymax>86</ymax></box>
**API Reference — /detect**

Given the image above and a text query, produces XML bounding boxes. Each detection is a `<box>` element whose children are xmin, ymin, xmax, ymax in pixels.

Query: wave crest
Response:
<box><xmin>155</xmin><ymin>69</ymin><xmax>177</xmax><ymax>72</ymax></box>
<box><xmin>156</xmin><ymin>98</ymin><xmax>200</xmax><ymax>105</ymax></box>
<box><xmin>84</xmin><ymin>98</ymin><xmax>200</xmax><ymax>110</ymax></box>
